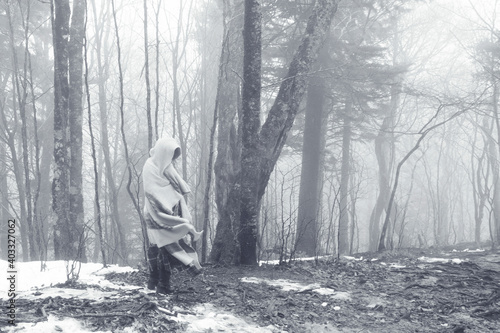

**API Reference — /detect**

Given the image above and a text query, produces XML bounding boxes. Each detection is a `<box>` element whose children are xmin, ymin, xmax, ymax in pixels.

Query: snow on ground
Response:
<box><xmin>0</xmin><ymin>260</ymin><xmax>283</xmax><ymax>333</ymax></box>
<box><xmin>417</xmin><ymin>256</ymin><xmax>465</xmax><ymax>264</ymax></box>
<box><xmin>451</xmin><ymin>248</ymin><xmax>485</xmax><ymax>253</ymax></box>
<box><xmin>0</xmin><ymin>260</ymin><xmax>136</xmax><ymax>296</ymax></box>
<box><xmin>1</xmin><ymin>251</ymin><xmax>476</xmax><ymax>332</ymax></box>
<box><xmin>175</xmin><ymin>303</ymin><xmax>279</xmax><ymax>333</ymax></box>
<box><xmin>240</xmin><ymin>277</ymin><xmax>351</xmax><ymax>301</ymax></box>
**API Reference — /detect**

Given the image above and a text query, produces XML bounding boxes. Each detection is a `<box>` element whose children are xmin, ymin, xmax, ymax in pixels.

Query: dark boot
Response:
<box><xmin>147</xmin><ymin>245</ymin><xmax>159</xmax><ymax>290</ymax></box>
<box><xmin>157</xmin><ymin>246</ymin><xmax>173</xmax><ymax>294</ymax></box>
<box><xmin>156</xmin><ymin>276</ymin><xmax>172</xmax><ymax>295</ymax></box>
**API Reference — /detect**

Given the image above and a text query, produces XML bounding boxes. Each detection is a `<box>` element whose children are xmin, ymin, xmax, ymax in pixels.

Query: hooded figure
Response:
<box><xmin>143</xmin><ymin>137</ymin><xmax>202</xmax><ymax>294</ymax></box>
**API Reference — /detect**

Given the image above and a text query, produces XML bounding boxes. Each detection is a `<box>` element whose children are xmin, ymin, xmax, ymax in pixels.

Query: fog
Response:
<box><xmin>1</xmin><ymin>0</ymin><xmax>500</xmax><ymax>265</ymax></box>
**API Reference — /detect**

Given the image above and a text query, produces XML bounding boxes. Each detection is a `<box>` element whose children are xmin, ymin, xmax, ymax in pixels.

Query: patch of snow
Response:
<box><xmin>418</xmin><ymin>256</ymin><xmax>464</xmax><ymax>264</ymax></box>
<box><xmin>452</xmin><ymin>248</ymin><xmax>485</xmax><ymax>253</ymax></box>
<box><xmin>314</xmin><ymin>287</ymin><xmax>337</xmax><ymax>296</ymax></box>
<box><xmin>3</xmin><ymin>314</ymin><xmax>111</xmax><ymax>333</ymax></box>
<box><xmin>240</xmin><ymin>277</ymin><xmax>350</xmax><ymax>300</ymax></box>
<box><xmin>343</xmin><ymin>256</ymin><xmax>364</xmax><ymax>261</ymax></box>
<box><xmin>178</xmin><ymin>303</ymin><xmax>282</xmax><ymax>333</ymax></box>
<box><xmin>0</xmin><ymin>260</ymin><xmax>136</xmax><ymax>298</ymax></box>
<box><xmin>20</xmin><ymin>287</ymin><xmax>119</xmax><ymax>301</ymax></box>
<box><xmin>330</xmin><ymin>291</ymin><xmax>351</xmax><ymax>301</ymax></box>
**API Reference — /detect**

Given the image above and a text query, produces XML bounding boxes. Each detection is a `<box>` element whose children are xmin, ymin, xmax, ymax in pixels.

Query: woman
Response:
<box><xmin>142</xmin><ymin>137</ymin><xmax>203</xmax><ymax>294</ymax></box>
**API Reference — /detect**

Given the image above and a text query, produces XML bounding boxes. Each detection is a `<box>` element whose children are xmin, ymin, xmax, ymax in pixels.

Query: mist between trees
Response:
<box><xmin>1</xmin><ymin>0</ymin><xmax>499</xmax><ymax>267</ymax></box>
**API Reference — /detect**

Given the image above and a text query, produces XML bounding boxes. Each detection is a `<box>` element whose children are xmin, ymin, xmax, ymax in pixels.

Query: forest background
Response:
<box><xmin>1</xmin><ymin>0</ymin><xmax>500</xmax><ymax>269</ymax></box>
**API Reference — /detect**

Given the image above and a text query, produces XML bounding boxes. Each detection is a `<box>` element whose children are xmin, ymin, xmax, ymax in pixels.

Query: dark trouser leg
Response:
<box><xmin>147</xmin><ymin>244</ymin><xmax>159</xmax><ymax>290</ymax></box>
<box><xmin>157</xmin><ymin>246</ymin><xmax>173</xmax><ymax>294</ymax></box>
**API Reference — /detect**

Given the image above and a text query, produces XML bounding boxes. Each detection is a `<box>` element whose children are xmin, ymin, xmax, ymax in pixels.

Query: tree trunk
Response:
<box><xmin>68</xmin><ymin>0</ymin><xmax>87</xmax><ymax>262</ymax></box>
<box><xmin>83</xmin><ymin>27</ymin><xmax>107</xmax><ymax>266</ymax></box>
<box><xmin>338</xmin><ymin>104</ymin><xmax>351</xmax><ymax>255</ymax></box>
<box><xmin>239</xmin><ymin>0</ymin><xmax>262</xmax><ymax>265</ymax></box>
<box><xmin>210</xmin><ymin>0</ymin><xmax>244</xmax><ymax>265</ymax></box>
<box><xmin>295</xmin><ymin>75</ymin><xmax>326</xmax><ymax>256</ymax></box>
<box><xmin>51</xmin><ymin>0</ymin><xmax>72</xmax><ymax>260</ymax></box>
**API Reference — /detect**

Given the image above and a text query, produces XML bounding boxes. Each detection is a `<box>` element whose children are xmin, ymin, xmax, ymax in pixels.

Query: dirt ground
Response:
<box><xmin>12</xmin><ymin>248</ymin><xmax>500</xmax><ymax>332</ymax></box>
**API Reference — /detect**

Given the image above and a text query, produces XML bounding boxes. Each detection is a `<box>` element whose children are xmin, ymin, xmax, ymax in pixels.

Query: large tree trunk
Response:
<box><xmin>210</xmin><ymin>0</ymin><xmax>244</xmax><ymax>265</ymax></box>
<box><xmin>295</xmin><ymin>76</ymin><xmax>326</xmax><ymax>256</ymax></box>
<box><xmin>51</xmin><ymin>0</ymin><xmax>72</xmax><ymax>260</ymax></box>
<box><xmin>52</xmin><ymin>0</ymin><xmax>86</xmax><ymax>261</ymax></box>
<box><xmin>239</xmin><ymin>0</ymin><xmax>262</xmax><ymax>265</ymax></box>
<box><xmin>68</xmin><ymin>0</ymin><xmax>86</xmax><ymax>262</ymax></box>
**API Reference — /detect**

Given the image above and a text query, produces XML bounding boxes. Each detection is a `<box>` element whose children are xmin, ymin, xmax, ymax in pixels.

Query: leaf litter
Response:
<box><xmin>1</xmin><ymin>248</ymin><xmax>499</xmax><ymax>332</ymax></box>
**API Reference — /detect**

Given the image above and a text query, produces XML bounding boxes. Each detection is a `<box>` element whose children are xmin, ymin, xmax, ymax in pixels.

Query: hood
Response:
<box><xmin>149</xmin><ymin>137</ymin><xmax>181</xmax><ymax>175</ymax></box>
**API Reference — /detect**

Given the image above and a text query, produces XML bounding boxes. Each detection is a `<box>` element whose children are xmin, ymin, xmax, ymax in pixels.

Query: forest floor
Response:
<box><xmin>3</xmin><ymin>247</ymin><xmax>500</xmax><ymax>332</ymax></box>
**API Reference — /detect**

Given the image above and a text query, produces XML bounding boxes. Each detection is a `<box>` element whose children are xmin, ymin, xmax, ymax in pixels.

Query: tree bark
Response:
<box><xmin>68</xmin><ymin>0</ymin><xmax>87</xmax><ymax>262</ymax></box>
<box><xmin>239</xmin><ymin>0</ymin><xmax>262</xmax><ymax>265</ymax></box>
<box><xmin>51</xmin><ymin>0</ymin><xmax>72</xmax><ymax>260</ymax></box>
<box><xmin>210</xmin><ymin>0</ymin><xmax>244</xmax><ymax>265</ymax></box>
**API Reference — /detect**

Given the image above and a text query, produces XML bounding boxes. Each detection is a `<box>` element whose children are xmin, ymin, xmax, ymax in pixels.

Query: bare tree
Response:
<box><xmin>378</xmin><ymin>102</ymin><xmax>471</xmax><ymax>251</ymax></box>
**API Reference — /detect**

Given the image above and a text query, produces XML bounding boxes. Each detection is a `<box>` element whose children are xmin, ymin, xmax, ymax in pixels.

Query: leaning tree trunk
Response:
<box><xmin>210</xmin><ymin>0</ymin><xmax>340</xmax><ymax>265</ymax></box>
<box><xmin>242</xmin><ymin>0</ymin><xmax>340</xmax><ymax>265</ymax></box>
